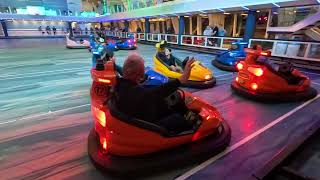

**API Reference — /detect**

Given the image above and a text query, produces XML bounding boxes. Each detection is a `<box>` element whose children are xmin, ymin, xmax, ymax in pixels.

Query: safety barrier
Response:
<box><xmin>181</xmin><ymin>35</ymin><xmax>242</xmax><ymax>50</ymax></box>
<box><xmin>7</xmin><ymin>29</ymin><xmax>67</xmax><ymax>36</ymax></box>
<box><xmin>249</xmin><ymin>39</ymin><xmax>320</xmax><ymax>62</ymax></box>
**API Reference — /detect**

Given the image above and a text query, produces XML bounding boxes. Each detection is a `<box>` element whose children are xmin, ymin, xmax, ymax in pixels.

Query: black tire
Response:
<box><xmin>212</xmin><ymin>59</ymin><xmax>237</xmax><ymax>72</ymax></box>
<box><xmin>180</xmin><ymin>77</ymin><xmax>216</xmax><ymax>89</ymax></box>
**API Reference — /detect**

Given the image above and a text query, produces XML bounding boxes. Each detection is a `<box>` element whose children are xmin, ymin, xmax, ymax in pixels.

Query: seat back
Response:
<box><xmin>91</xmin><ymin>61</ymin><xmax>117</xmax><ymax>106</ymax></box>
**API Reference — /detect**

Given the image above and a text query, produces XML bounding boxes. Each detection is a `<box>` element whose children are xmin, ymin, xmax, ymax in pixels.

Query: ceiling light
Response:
<box><xmin>242</xmin><ymin>6</ymin><xmax>249</xmax><ymax>10</ymax></box>
<box><xmin>224</xmin><ymin>12</ymin><xmax>230</xmax><ymax>15</ymax></box>
<box><xmin>272</xmin><ymin>3</ymin><xmax>280</xmax><ymax>7</ymax></box>
<box><xmin>217</xmin><ymin>8</ymin><xmax>225</xmax><ymax>12</ymax></box>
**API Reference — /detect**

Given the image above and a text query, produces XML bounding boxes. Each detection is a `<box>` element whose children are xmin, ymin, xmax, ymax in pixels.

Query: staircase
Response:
<box><xmin>268</xmin><ymin>11</ymin><xmax>320</xmax><ymax>33</ymax></box>
<box><xmin>305</xmin><ymin>26</ymin><xmax>320</xmax><ymax>41</ymax></box>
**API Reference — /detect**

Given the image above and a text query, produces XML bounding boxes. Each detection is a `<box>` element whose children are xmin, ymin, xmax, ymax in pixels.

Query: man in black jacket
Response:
<box><xmin>113</xmin><ymin>53</ymin><xmax>195</xmax><ymax>133</ymax></box>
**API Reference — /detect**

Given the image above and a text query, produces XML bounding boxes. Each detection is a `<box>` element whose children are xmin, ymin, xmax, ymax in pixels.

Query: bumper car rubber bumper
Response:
<box><xmin>179</xmin><ymin>77</ymin><xmax>216</xmax><ymax>89</ymax></box>
<box><xmin>118</xmin><ymin>46</ymin><xmax>137</xmax><ymax>50</ymax></box>
<box><xmin>212</xmin><ymin>59</ymin><xmax>237</xmax><ymax>72</ymax></box>
<box><xmin>231</xmin><ymin>81</ymin><xmax>318</xmax><ymax>102</ymax></box>
<box><xmin>66</xmin><ymin>45</ymin><xmax>88</xmax><ymax>49</ymax></box>
<box><xmin>87</xmin><ymin>120</ymin><xmax>231</xmax><ymax>176</ymax></box>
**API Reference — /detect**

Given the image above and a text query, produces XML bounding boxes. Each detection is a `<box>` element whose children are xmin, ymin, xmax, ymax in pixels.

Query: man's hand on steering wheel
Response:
<box><xmin>178</xmin><ymin>58</ymin><xmax>195</xmax><ymax>83</ymax></box>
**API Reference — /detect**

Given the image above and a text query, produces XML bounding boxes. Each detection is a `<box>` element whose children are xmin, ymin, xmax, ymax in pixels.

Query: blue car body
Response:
<box><xmin>115</xmin><ymin>37</ymin><xmax>137</xmax><ymax>50</ymax></box>
<box><xmin>212</xmin><ymin>41</ymin><xmax>248</xmax><ymax>71</ymax></box>
<box><xmin>90</xmin><ymin>35</ymin><xmax>119</xmax><ymax>68</ymax></box>
<box><xmin>142</xmin><ymin>67</ymin><xmax>169</xmax><ymax>87</ymax></box>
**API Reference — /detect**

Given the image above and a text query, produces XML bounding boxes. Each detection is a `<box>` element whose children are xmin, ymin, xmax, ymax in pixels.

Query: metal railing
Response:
<box><xmin>7</xmin><ymin>29</ymin><xmax>68</xmax><ymax>36</ymax></box>
<box><xmin>249</xmin><ymin>39</ymin><xmax>320</xmax><ymax>62</ymax></box>
<box><xmin>181</xmin><ymin>35</ymin><xmax>242</xmax><ymax>50</ymax></box>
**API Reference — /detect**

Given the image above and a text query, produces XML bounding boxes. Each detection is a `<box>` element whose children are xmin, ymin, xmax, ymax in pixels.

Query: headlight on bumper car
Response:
<box><xmin>205</xmin><ymin>75</ymin><xmax>212</xmax><ymax>80</ymax></box>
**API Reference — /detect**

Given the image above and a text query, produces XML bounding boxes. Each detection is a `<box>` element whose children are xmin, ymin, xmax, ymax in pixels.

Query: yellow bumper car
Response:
<box><xmin>153</xmin><ymin>41</ymin><xmax>216</xmax><ymax>88</ymax></box>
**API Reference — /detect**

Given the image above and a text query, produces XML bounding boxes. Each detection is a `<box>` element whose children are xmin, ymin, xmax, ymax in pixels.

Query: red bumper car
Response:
<box><xmin>231</xmin><ymin>46</ymin><xmax>318</xmax><ymax>102</ymax></box>
<box><xmin>88</xmin><ymin>61</ymin><xmax>231</xmax><ymax>175</ymax></box>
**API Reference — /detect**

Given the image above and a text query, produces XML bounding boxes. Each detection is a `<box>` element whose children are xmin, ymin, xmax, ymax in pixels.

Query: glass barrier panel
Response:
<box><xmin>152</xmin><ymin>34</ymin><xmax>159</xmax><ymax>41</ymax></box>
<box><xmin>250</xmin><ymin>40</ymin><xmax>274</xmax><ymax>50</ymax></box>
<box><xmin>192</xmin><ymin>36</ymin><xmax>206</xmax><ymax>46</ymax></box>
<box><xmin>139</xmin><ymin>33</ymin><xmax>145</xmax><ymax>40</ymax></box>
<box><xmin>182</xmin><ymin>36</ymin><xmax>192</xmax><ymax>45</ymax></box>
<box><xmin>308</xmin><ymin>44</ymin><xmax>320</xmax><ymax>59</ymax></box>
<box><xmin>160</xmin><ymin>34</ymin><xmax>166</xmax><ymax>41</ymax></box>
<box><xmin>206</xmin><ymin>37</ymin><xmax>221</xmax><ymax>48</ymax></box>
<box><xmin>222</xmin><ymin>38</ymin><xmax>239</xmax><ymax>49</ymax></box>
<box><xmin>167</xmin><ymin>35</ymin><xmax>177</xmax><ymax>44</ymax></box>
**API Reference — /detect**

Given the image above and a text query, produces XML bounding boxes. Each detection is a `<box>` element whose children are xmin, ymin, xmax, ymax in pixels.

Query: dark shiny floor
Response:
<box><xmin>0</xmin><ymin>39</ymin><xmax>319</xmax><ymax>180</ymax></box>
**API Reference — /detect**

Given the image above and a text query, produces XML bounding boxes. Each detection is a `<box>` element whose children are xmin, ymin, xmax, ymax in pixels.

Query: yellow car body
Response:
<box><xmin>153</xmin><ymin>55</ymin><xmax>216</xmax><ymax>88</ymax></box>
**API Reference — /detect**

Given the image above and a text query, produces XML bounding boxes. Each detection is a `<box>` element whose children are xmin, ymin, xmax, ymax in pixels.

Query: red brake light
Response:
<box><xmin>248</xmin><ymin>67</ymin><xmax>264</xmax><ymax>77</ymax></box>
<box><xmin>98</xmin><ymin>78</ymin><xmax>111</xmax><ymax>84</ymax></box>
<box><xmin>100</xmin><ymin>137</ymin><xmax>108</xmax><ymax>153</ymax></box>
<box><xmin>92</xmin><ymin>107</ymin><xmax>106</xmax><ymax>127</ymax></box>
<box><xmin>237</xmin><ymin>63</ymin><xmax>244</xmax><ymax>70</ymax></box>
<box><xmin>251</xmin><ymin>83</ymin><xmax>258</xmax><ymax>90</ymax></box>
<box><xmin>260</xmin><ymin>51</ymin><xmax>271</xmax><ymax>56</ymax></box>
<box><xmin>103</xmin><ymin>139</ymin><xmax>108</xmax><ymax>150</ymax></box>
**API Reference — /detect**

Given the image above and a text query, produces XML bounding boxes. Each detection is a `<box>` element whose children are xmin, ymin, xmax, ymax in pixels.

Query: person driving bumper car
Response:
<box><xmin>154</xmin><ymin>41</ymin><xmax>216</xmax><ymax>88</ymax></box>
<box><xmin>87</xmin><ymin>53</ymin><xmax>231</xmax><ymax>175</ymax></box>
<box><xmin>231</xmin><ymin>45</ymin><xmax>318</xmax><ymax>102</ymax></box>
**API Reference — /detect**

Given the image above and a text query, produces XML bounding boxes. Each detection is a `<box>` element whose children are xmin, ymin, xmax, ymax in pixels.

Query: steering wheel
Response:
<box><xmin>166</xmin><ymin>89</ymin><xmax>185</xmax><ymax>107</ymax></box>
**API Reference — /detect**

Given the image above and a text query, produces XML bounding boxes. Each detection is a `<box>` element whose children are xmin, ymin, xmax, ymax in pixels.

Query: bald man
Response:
<box><xmin>113</xmin><ymin>53</ymin><xmax>195</xmax><ymax>133</ymax></box>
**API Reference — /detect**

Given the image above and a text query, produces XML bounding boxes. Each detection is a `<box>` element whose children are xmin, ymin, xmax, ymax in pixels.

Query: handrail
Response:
<box><xmin>249</xmin><ymin>38</ymin><xmax>320</xmax><ymax>62</ymax></box>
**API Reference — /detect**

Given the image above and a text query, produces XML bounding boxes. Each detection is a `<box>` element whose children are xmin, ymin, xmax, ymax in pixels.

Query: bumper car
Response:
<box><xmin>212</xmin><ymin>41</ymin><xmax>247</xmax><ymax>72</ymax></box>
<box><xmin>231</xmin><ymin>46</ymin><xmax>318</xmax><ymax>102</ymax></box>
<box><xmin>66</xmin><ymin>34</ymin><xmax>90</xmax><ymax>49</ymax></box>
<box><xmin>105</xmin><ymin>38</ymin><xmax>119</xmax><ymax>51</ymax></box>
<box><xmin>143</xmin><ymin>67</ymin><xmax>169</xmax><ymax>86</ymax></box>
<box><xmin>115</xmin><ymin>37</ymin><xmax>137</xmax><ymax>50</ymax></box>
<box><xmin>88</xmin><ymin>61</ymin><xmax>231</xmax><ymax>175</ymax></box>
<box><xmin>153</xmin><ymin>41</ymin><xmax>216</xmax><ymax>89</ymax></box>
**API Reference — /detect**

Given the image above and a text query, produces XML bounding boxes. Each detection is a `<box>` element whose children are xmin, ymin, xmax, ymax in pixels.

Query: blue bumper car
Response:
<box><xmin>142</xmin><ymin>67</ymin><xmax>169</xmax><ymax>87</ymax></box>
<box><xmin>115</xmin><ymin>37</ymin><xmax>137</xmax><ymax>50</ymax></box>
<box><xmin>212</xmin><ymin>41</ymin><xmax>248</xmax><ymax>72</ymax></box>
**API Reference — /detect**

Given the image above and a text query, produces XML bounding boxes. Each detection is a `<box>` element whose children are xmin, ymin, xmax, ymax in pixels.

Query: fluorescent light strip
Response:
<box><xmin>272</xmin><ymin>3</ymin><xmax>280</xmax><ymax>7</ymax></box>
<box><xmin>242</xmin><ymin>6</ymin><xmax>249</xmax><ymax>10</ymax></box>
<box><xmin>317</xmin><ymin>0</ymin><xmax>320</xmax><ymax>3</ymax></box>
<box><xmin>217</xmin><ymin>8</ymin><xmax>225</xmax><ymax>12</ymax></box>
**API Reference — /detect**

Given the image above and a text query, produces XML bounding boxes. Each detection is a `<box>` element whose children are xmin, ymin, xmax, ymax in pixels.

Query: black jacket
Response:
<box><xmin>113</xmin><ymin>78</ymin><xmax>181</xmax><ymax>122</ymax></box>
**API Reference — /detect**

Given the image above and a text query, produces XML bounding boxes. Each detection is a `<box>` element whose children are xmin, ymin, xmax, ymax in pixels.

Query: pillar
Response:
<box><xmin>124</xmin><ymin>20</ymin><xmax>129</xmax><ymax>32</ymax></box>
<box><xmin>244</xmin><ymin>10</ymin><xmax>256</xmax><ymax>42</ymax></box>
<box><xmin>0</xmin><ymin>20</ymin><xmax>8</xmax><ymax>37</ymax></box>
<box><xmin>178</xmin><ymin>16</ymin><xmax>185</xmax><ymax>45</ymax></box>
<box><xmin>197</xmin><ymin>15</ymin><xmax>202</xmax><ymax>35</ymax></box>
<box><xmin>189</xmin><ymin>16</ymin><xmax>193</xmax><ymax>35</ymax></box>
<box><xmin>145</xmin><ymin>18</ymin><xmax>150</xmax><ymax>33</ymax></box>
<box><xmin>68</xmin><ymin>22</ymin><xmax>73</xmax><ymax>37</ymax></box>
<box><xmin>232</xmin><ymin>14</ymin><xmax>237</xmax><ymax>37</ymax></box>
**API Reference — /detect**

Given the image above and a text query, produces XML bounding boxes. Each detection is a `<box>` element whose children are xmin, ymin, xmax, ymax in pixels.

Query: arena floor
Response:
<box><xmin>0</xmin><ymin>39</ymin><xmax>319</xmax><ymax>180</ymax></box>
